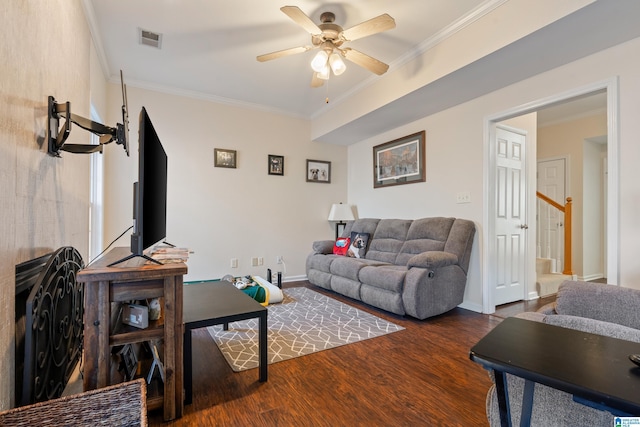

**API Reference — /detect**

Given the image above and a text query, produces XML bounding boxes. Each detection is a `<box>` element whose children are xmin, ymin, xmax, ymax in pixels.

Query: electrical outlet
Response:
<box><xmin>230</xmin><ymin>258</ymin><xmax>238</xmax><ymax>268</ymax></box>
<box><xmin>258</xmin><ymin>257</ymin><xmax>264</xmax><ymax>266</ymax></box>
<box><xmin>276</xmin><ymin>256</ymin><xmax>283</xmax><ymax>264</ymax></box>
<box><xmin>251</xmin><ymin>257</ymin><xmax>259</xmax><ymax>267</ymax></box>
<box><xmin>456</xmin><ymin>191</ymin><xmax>471</xmax><ymax>204</ymax></box>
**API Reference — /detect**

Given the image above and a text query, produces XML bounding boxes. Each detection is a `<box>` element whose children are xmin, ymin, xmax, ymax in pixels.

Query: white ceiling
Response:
<box><xmin>84</xmin><ymin>0</ymin><xmax>490</xmax><ymax>118</ymax></box>
<box><xmin>84</xmin><ymin>1</ymin><xmax>640</xmax><ymax>142</ymax></box>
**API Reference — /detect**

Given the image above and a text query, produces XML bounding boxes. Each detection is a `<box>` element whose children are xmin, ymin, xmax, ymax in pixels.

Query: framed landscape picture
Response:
<box><xmin>268</xmin><ymin>154</ymin><xmax>284</xmax><ymax>176</ymax></box>
<box><xmin>373</xmin><ymin>131</ymin><xmax>425</xmax><ymax>188</ymax></box>
<box><xmin>306</xmin><ymin>159</ymin><xmax>331</xmax><ymax>183</ymax></box>
<box><xmin>214</xmin><ymin>148</ymin><xmax>237</xmax><ymax>168</ymax></box>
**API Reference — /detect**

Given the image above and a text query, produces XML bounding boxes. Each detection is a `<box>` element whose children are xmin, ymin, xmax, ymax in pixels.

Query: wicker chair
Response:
<box><xmin>0</xmin><ymin>379</ymin><xmax>147</xmax><ymax>427</ymax></box>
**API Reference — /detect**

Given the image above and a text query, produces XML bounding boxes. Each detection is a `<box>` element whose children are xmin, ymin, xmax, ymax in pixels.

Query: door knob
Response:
<box><xmin>520</xmin><ymin>224</ymin><xmax>529</xmax><ymax>229</ymax></box>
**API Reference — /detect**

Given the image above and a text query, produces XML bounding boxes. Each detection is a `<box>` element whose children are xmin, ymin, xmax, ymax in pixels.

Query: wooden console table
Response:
<box><xmin>77</xmin><ymin>247</ymin><xmax>187</xmax><ymax>421</ymax></box>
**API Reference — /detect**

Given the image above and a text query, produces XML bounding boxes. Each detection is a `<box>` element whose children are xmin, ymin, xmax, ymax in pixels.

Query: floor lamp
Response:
<box><xmin>328</xmin><ymin>203</ymin><xmax>355</xmax><ymax>240</ymax></box>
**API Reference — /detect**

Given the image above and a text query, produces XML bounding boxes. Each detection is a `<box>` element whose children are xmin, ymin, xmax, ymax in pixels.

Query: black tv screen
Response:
<box><xmin>131</xmin><ymin>107</ymin><xmax>167</xmax><ymax>257</ymax></box>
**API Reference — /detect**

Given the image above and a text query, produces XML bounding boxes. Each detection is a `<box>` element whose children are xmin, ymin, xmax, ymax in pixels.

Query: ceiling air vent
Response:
<box><xmin>139</xmin><ymin>28</ymin><xmax>162</xmax><ymax>49</ymax></box>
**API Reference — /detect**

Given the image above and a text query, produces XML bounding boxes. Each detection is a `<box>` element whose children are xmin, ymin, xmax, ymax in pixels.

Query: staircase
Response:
<box><xmin>536</xmin><ymin>258</ymin><xmax>572</xmax><ymax>297</ymax></box>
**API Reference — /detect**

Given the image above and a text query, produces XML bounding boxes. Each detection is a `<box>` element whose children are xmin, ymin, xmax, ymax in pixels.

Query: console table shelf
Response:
<box><xmin>77</xmin><ymin>247</ymin><xmax>187</xmax><ymax>421</ymax></box>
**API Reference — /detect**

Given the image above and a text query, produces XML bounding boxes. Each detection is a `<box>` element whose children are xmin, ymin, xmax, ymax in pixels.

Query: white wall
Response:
<box><xmin>103</xmin><ymin>86</ymin><xmax>347</xmax><ymax>282</ymax></box>
<box><xmin>347</xmin><ymin>36</ymin><xmax>640</xmax><ymax>311</ymax></box>
<box><xmin>0</xmin><ymin>1</ymin><xmax>93</xmax><ymax>408</ymax></box>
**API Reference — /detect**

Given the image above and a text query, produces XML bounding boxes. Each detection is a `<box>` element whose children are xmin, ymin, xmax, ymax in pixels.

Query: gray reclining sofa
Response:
<box><xmin>306</xmin><ymin>217</ymin><xmax>475</xmax><ymax>319</ymax></box>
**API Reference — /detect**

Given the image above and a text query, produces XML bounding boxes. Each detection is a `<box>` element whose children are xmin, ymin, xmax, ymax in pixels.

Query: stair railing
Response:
<box><xmin>536</xmin><ymin>192</ymin><xmax>573</xmax><ymax>275</ymax></box>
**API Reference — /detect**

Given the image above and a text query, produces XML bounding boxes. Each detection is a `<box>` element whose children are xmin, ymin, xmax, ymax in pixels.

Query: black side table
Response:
<box><xmin>470</xmin><ymin>317</ymin><xmax>640</xmax><ymax>427</ymax></box>
<box><xmin>183</xmin><ymin>281</ymin><xmax>268</xmax><ymax>404</ymax></box>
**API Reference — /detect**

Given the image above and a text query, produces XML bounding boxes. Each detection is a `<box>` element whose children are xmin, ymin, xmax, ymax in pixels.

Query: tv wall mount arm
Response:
<box><xmin>47</xmin><ymin>95</ymin><xmax>129</xmax><ymax>157</ymax></box>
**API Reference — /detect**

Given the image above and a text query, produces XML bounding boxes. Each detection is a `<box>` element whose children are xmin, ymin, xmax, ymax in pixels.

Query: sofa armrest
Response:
<box><xmin>537</xmin><ymin>302</ymin><xmax>557</xmax><ymax>315</ymax></box>
<box><xmin>312</xmin><ymin>240</ymin><xmax>335</xmax><ymax>255</ymax></box>
<box><xmin>407</xmin><ymin>251</ymin><xmax>458</xmax><ymax>269</ymax></box>
<box><xmin>514</xmin><ymin>312</ymin><xmax>547</xmax><ymax>322</ymax></box>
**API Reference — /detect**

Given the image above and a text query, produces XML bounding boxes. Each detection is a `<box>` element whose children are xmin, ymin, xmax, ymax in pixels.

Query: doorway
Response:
<box><xmin>537</xmin><ymin>156</ymin><xmax>567</xmax><ymax>272</ymax></box>
<box><xmin>483</xmin><ymin>79</ymin><xmax>619</xmax><ymax>314</ymax></box>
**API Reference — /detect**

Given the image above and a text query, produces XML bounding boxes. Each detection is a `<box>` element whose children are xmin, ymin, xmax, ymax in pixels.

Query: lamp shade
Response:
<box><xmin>329</xmin><ymin>52</ymin><xmax>346</xmax><ymax>76</ymax></box>
<box><xmin>311</xmin><ymin>50</ymin><xmax>329</xmax><ymax>72</ymax></box>
<box><xmin>317</xmin><ymin>65</ymin><xmax>330</xmax><ymax>80</ymax></box>
<box><xmin>328</xmin><ymin>203</ymin><xmax>355</xmax><ymax>222</ymax></box>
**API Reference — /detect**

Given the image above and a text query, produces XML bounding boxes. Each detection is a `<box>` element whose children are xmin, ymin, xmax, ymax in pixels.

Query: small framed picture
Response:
<box><xmin>214</xmin><ymin>148</ymin><xmax>237</xmax><ymax>168</ymax></box>
<box><xmin>268</xmin><ymin>154</ymin><xmax>284</xmax><ymax>176</ymax></box>
<box><xmin>306</xmin><ymin>159</ymin><xmax>331</xmax><ymax>183</ymax></box>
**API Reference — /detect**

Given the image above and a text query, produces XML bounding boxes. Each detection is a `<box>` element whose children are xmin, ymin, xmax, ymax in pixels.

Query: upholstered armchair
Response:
<box><xmin>486</xmin><ymin>280</ymin><xmax>640</xmax><ymax>426</ymax></box>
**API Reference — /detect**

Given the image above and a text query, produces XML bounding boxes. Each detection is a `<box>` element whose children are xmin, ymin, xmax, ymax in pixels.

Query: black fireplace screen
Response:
<box><xmin>15</xmin><ymin>247</ymin><xmax>84</xmax><ymax>406</ymax></box>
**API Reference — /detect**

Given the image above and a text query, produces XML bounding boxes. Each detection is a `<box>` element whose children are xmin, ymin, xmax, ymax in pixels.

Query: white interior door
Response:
<box><xmin>536</xmin><ymin>158</ymin><xmax>566</xmax><ymax>272</ymax></box>
<box><xmin>494</xmin><ymin>126</ymin><xmax>527</xmax><ymax>305</ymax></box>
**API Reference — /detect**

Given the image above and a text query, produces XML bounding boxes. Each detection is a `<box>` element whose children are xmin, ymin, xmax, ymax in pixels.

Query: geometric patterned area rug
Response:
<box><xmin>207</xmin><ymin>287</ymin><xmax>404</xmax><ymax>372</ymax></box>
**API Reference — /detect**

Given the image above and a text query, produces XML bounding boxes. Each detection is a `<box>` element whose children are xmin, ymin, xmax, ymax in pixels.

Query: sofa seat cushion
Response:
<box><xmin>307</xmin><ymin>253</ymin><xmax>339</xmax><ymax>273</ymax></box>
<box><xmin>361</xmin><ymin>285</ymin><xmax>405</xmax><ymax>316</ymax></box>
<box><xmin>331</xmin><ymin>276</ymin><xmax>362</xmax><ymax>300</ymax></box>
<box><xmin>359</xmin><ymin>265</ymin><xmax>407</xmax><ymax>293</ymax></box>
<box><xmin>330</xmin><ymin>257</ymin><xmax>389</xmax><ymax>281</ymax></box>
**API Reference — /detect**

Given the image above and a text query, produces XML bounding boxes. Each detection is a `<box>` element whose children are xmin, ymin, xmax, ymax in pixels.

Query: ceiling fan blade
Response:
<box><xmin>311</xmin><ymin>72</ymin><xmax>325</xmax><ymax>88</ymax></box>
<box><xmin>281</xmin><ymin>6</ymin><xmax>322</xmax><ymax>35</ymax></box>
<box><xmin>343</xmin><ymin>48</ymin><xmax>389</xmax><ymax>75</ymax></box>
<box><xmin>257</xmin><ymin>46</ymin><xmax>312</xmax><ymax>62</ymax></box>
<box><xmin>341</xmin><ymin>14</ymin><xmax>395</xmax><ymax>41</ymax></box>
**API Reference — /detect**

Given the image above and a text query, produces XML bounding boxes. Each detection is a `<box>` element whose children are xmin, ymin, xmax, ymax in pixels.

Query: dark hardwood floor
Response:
<box><xmin>149</xmin><ymin>282</ymin><xmax>553</xmax><ymax>426</ymax></box>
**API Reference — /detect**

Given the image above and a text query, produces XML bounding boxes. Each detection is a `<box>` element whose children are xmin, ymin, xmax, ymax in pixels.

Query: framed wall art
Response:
<box><xmin>214</xmin><ymin>148</ymin><xmax>237</xmax><ymax>168</ymax></box>
<box><xmin>373</xmin><ymin>131</ymin><xmax>425</xmax><ymax>188</ymax></box>
<box><xmin>268</xmin><ymin>154</ymin><xmax>284</xmax><ymax>176</ymax></box>
<box><xmin>306</xmin><ymin>159</ymin><xmax>331</xmax><ymax>183</ymax></box>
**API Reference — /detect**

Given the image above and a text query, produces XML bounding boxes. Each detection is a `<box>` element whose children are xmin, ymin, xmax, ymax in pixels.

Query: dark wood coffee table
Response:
<box><xmin>183</xmin><ymin>281</ymin><xmax>268</xmax><ymax>404</ymax></box>
<box><xmin>470</xmin><ymin>317</ymin><xmax>640</xmax><ymax>427</ymax></box>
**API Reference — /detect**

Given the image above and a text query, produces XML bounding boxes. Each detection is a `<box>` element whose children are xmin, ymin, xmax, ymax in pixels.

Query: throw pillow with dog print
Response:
<box><xmin>347</xmin><ymin>232</ymin><xmax>370</xmax><ymax>259</ymax></box>
<box><xmin>333</xmin><ymin>237</ymin><xmax>351</xmax><ymax>256</ymax></box>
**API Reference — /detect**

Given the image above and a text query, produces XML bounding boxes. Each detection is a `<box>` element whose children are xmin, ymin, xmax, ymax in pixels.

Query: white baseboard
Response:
<box><xmin>458</xmin><ymin>300</ymin><xmax>483</xmax><ymax>313</ymax></box>
<box><xmin>283</xmin><ymin>274</ymin><xmax>307</xmax><ymax>283</ymax></box>
<box><xmin>578</xmin><ymin>273</ymin><xmax>604</xmax><ymax>282</ymax></box>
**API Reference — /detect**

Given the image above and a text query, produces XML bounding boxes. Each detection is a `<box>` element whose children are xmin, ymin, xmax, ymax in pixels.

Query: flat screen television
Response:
<box><xmin>109</xmin><ymin>107</ymin><xmax>167</xmax><ymax>266</ymax></box>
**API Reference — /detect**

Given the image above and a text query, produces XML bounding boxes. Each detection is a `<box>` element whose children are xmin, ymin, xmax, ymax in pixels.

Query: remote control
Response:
<box><xmin>629</xmin><ymin>354</ymin><xmax>640</xmax><ymax>367</ymax></box>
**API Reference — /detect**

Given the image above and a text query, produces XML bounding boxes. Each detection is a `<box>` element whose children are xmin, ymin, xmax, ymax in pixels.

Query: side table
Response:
<box><xmin>470</xmin><ymin>317</ymin><xmax>640</xmax><ymax>427</ymax></box>
<box><xmin>183</xmin><ymin>280</ymin><xmax>268</xmax><ymax>404</ymax></box>
<box><xmin>77</xmin><ymin>247</ymin><xmax>187</xmax><ymax>421</ymax></box>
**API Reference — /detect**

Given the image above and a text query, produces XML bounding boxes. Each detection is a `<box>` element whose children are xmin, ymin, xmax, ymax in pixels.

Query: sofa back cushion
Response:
<box><xmin>342</xmin><ymin>218</ymin><xmax>379</xmax><ymax>239</ymax></box>
<box><xmin>555</xmin><ymin>280</ymin><xmax>640</xmax><ymax>330</ymax></box>
<box><xmin>395</xmin><ymin>217</ymin><xmax>453</xmax><ymax>266</ymax></box>
<box><xmin>366</xmin><ymin>219</ymin><xmax>412</xmax><ymax>264</ymax></box>
<box><xmin>443</xmin><ymin>218</ymin><xmax>476</xmax><ymax>273</ymax></box>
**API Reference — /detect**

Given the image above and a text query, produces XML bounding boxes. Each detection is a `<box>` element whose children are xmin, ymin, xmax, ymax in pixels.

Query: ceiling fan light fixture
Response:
<box><xmin>311</xmin><ymin>50</ymin><xmax>329</xmax><ymax>72</ymax></box>
<box><xmin>317</xmin><ymin>66</ymin><xmax>330</xmax><ymax>80</ymax></box>
<box><xmin>329</xmin><ymin>52</ymin><xmax>346</xmax><ymax>76</ymax></box>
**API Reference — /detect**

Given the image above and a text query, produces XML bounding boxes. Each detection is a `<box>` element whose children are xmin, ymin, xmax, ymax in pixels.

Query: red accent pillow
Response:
<box><xmin>333</xmin><ymin>237</ymin><xmax>351</xmax><ymax>256</ymax></box>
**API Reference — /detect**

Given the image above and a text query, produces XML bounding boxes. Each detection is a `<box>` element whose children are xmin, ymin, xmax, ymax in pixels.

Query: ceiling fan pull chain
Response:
<box><xmin>325</xmin><ymin>79</ymin><xmax>330</xmax><ymax>103</ymax></box>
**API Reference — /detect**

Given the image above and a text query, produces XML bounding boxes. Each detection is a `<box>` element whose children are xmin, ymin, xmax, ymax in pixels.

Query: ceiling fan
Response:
<box><xmin>257</xmin><ymin>6</ymin><xmax>395</xmax><ymax>87</ymax></box>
